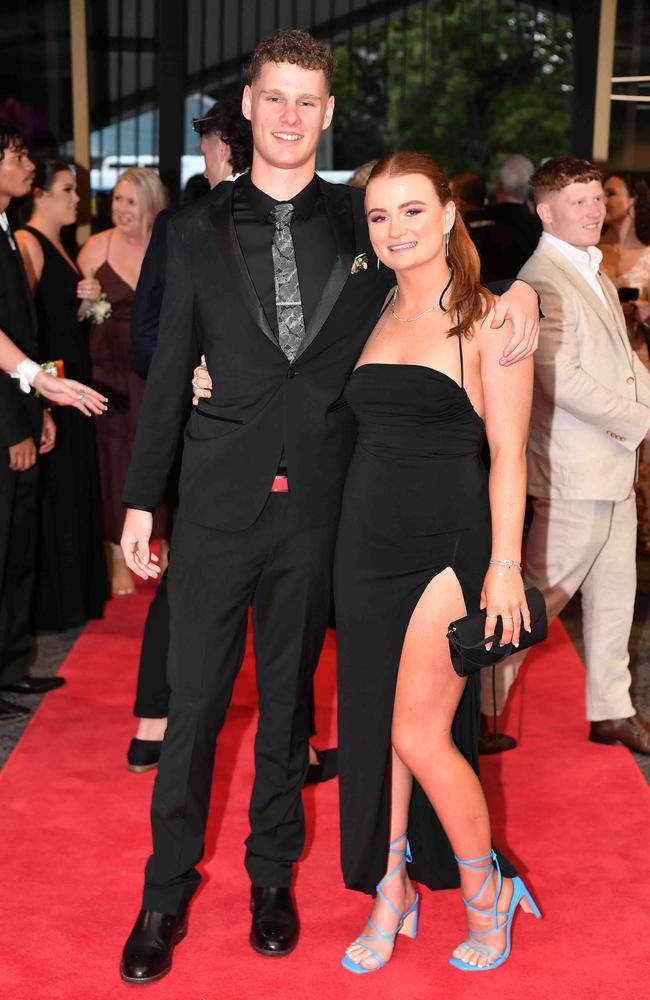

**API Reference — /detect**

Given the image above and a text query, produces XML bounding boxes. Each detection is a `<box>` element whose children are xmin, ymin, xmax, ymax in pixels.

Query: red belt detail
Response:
<box><xmin>271</xmin><ymin>475</ymin><xmax>290</xmax><ymax>493</ymax></box>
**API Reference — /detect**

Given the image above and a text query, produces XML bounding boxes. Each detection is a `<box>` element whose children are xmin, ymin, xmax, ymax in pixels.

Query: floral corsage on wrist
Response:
<box><xmin>351</xmin><ymin>252</ymin><xmax>368</xmax><ymax>274</ymax></box>
<box><xmin>34</xmin><ymin>359</ymin><xmax>65</xmax><ymax>397</ymax></box>
<box><xmin>85</xmin><ymin>293</ymin><xmax>112</xmax><ymax>324</ymax></box>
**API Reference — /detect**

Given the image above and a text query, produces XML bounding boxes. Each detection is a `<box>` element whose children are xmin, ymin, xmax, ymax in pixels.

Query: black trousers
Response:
<box><xmin>143</xmin><ymin>494</ymin><xmax>337</xmax><ymax>915</ymax></box>
<box><xmin>0</xmin><ymin>462</ymin><xmax>38</xmax><ymax>684</ymax></box>
<box><xmin>133</xmin><ymin>569</ymin><xmax>171</xmax><ymax>718</ymax></box>
<box><xmin>133</xmin><ymin>568</ymin><xmax>318</xmax><ymax>735</ymax></box>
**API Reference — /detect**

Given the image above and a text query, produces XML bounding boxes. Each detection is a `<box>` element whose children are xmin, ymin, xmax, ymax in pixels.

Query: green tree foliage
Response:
<box><xmin>331</xmin><ymin>1</ymin><xmax>573</xmax><ymax>180</ymax></box>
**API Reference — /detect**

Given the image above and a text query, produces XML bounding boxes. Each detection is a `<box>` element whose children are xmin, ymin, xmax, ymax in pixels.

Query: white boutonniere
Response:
<box><xmin>351</xmin><ymin>252</ymin><xmax>368</xmax><ymax>274</ymax></box>
<box><xmin>85</xmin><ymin>292</ymin><xmax>112</xmax><ymax>325</ymax></box>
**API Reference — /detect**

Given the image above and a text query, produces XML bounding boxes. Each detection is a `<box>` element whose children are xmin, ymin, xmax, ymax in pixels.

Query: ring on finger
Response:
<box><xmin>501</xmin><ymin>614</ymin><xmax>514</xmax><ymax>620</ymax></box>
<box><xmin>486</xmin><ymin>612</ymin><xmax>498</xmax><ymax>619</ymax></box>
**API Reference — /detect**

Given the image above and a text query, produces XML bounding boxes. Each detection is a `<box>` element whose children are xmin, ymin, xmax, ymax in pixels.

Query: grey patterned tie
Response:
<box><xmin>271</xmin><ymin>202</ymin><xmax>305</xmax><ymax>363</ymax></box>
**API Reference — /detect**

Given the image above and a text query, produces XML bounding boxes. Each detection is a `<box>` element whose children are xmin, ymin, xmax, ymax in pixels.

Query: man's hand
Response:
<box><xmin>39</xmin><ymin>410</ymin><xmax>56</xmax><ymax>454</ymax></box>
<box><xmin>8</xmin><ymin>436</ymin><xmax>37</xmax><ymax>472</ymax></box>
<box><xmin>491</xmin><ymin>279</ymin><xmax>540</xmax><ymax>366</ymax></box>
<box><xmin>121</xmin><ymin>508</ymin><xmax>160</xmax><ymax>580</ymax></box>
<box><xmin>191</xmin><ymin>354</ymin><xmax>213</xmax><ymax>406</ymax></box>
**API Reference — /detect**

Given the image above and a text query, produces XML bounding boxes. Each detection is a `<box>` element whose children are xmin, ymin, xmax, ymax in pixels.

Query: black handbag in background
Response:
<box><xmin>447</xmin><ymin>587</ymin><xmax>548</xmax><ymax>678</ymax></box>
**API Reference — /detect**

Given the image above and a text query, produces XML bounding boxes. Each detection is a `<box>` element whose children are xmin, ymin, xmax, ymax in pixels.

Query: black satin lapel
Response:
<box><xmin>210</xmin><ymin>196</ymin><xmax>279</xmax><ymax>350</ymax></box>
<box><xmin>295</xmin><ymin>192</ymin><xmax>356</xmax><ymax>359</ymax></box>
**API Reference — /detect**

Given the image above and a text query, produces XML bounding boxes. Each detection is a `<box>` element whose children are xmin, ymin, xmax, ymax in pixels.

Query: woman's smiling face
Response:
<box><xmin>365</xmin><ymin>172</ymin><xmax>455</xmax><ymax>273</ymax></box>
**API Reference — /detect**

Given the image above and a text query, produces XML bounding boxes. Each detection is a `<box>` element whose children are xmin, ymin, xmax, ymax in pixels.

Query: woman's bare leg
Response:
<box><xmin>134</xmin><ymin>717</ymin><xmax>167</xmax><ymax>741</ymax></box>
<box><xmin>344</xmin><ymin>747</ymin><xmax>417</xmax><ymax>970</ymax></box>
<box><xmin>392</xmin><ymin>567</ymin><xmax>512</xmax><ymax>968</ymax></box>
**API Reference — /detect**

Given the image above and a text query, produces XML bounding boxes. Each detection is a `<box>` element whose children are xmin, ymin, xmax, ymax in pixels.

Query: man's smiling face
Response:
<box><xmin>242</xmin><ymin>61</ymin><xmax>334</xmax><ymax>174</ymax></box>
<box><xmin>537</xmin><ymin>179</ymin><xmax>606</xmax><ymax>248</ymax></box>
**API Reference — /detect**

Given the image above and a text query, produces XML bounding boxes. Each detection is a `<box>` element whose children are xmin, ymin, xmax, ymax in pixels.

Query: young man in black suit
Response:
<box><xmin>128</xmin><ymin>95</ymin><xmax>336</xmax><ymax>783</ymax></box>
<box><xmin>0</xmin><ymin>123</ymin><xmax>62</xmax><ymax>723</ymax></box>
<box><xmin>119</xmin><ymin>31</ymin><xmax>538</xmax><ymax>984</ymax></box>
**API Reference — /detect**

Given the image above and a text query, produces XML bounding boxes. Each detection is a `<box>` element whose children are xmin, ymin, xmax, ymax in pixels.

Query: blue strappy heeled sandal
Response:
<box><xmin>341</xmin><ymin>833</ymin><xmax>420</xmax><ymax>975</ymax></box>
<box><xmin>449</xmin><ymin>850</ymin><xmax>541</xmax><ymax>972</ymax></box>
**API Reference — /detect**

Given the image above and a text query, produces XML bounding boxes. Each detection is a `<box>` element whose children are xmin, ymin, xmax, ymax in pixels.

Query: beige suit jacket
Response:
<box><xmin>518</xmin><ymin>239</ymin><xmax>650</xmax><ymax>501</ymax></box>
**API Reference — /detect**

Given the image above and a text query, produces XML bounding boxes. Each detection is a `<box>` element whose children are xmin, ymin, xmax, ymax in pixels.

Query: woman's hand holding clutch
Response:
<box><xmin>480</xmin><ymin>562</ymin><xmax>530</xmax><ymax>651</ymax></box>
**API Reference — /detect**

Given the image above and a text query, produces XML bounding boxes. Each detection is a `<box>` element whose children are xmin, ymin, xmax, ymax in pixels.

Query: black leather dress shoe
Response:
<box><xmin>250</xmin><ymin>886</ymin><xmax>299</xmax><ymax>956</ymax></box>
<box><xmin>0</xmin><ymin>697</ymin><xmax>31</xmax><ymax>724</ymax></box>
<box><xmin>0</xmin><ymin>676</ymin><xmax>65</xmax><ymax>695</ymax></box>
<box><xmin>589</xmin><ymin>714</ymin><xmax>650</xmax><ymax>755</ymax></box>
<box><xmin>127</xmin><ymin>738</ymin><xmax>162</xmax><ymax>773</ymax></box>
<box><xmin>305</xmin><ymin>747</ymin><xmax>338</xmax><ymax>784</ymax></box>
<box><xmin>120</xmin><ymin>909</ymin><xmax>187</xmax><ymax>984</ymax></box>
<box><xmin>478</xmin><ymin>714</ymin><xmax>517</xmax><ymax>755</ymax></box>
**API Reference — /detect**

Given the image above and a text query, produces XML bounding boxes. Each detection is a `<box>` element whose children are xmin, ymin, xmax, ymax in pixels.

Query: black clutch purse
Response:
<box><xmin>447</xmin><ymin>587</ymin><xmax>548</xmax><ymax>678</ymax></box>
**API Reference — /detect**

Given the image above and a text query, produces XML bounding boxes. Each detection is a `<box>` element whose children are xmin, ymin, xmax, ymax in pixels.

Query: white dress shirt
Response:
<box><xmin>540</xmin><ymin>231</ymin><xmax>607</xmax><ymax>306</ymax></box>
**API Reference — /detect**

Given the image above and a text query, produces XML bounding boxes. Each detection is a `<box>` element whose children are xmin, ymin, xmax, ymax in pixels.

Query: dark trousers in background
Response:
<box><xmin>0</xmin><ymin>462</ymin><xmax>38</xmax><ymax>684</ymax></box>
<box><xmin>133</xmin><ymin>569</ymin><xmax>171</xmax><ymax>719</ymax></box>
<box><xmin>143</xmin><ymin>494</ymin><xmax>337</xmax><ymax>915</ymax></box>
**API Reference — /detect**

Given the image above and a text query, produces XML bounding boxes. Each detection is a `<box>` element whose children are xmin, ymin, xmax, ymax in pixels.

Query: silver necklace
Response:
<box><xmin>390</xmin><ymin>287</ymin><xmax>440</xmax><ymax>323</ymax></box>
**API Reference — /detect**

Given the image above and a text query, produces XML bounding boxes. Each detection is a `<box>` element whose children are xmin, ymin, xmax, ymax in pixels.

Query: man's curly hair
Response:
<box><xmin>530</xmin><ymin>157</ymin><xmax>602</xmax><ymax>201</ymax></box>
<box><xmin>197</xmin><ymin>96</ymin><xmax>253</xmax><ymax>175</ymax></box>
<box><xmin>246</xmin><ymin>29</ymin><xmax>336</xmax><ymax>90</ymax></box>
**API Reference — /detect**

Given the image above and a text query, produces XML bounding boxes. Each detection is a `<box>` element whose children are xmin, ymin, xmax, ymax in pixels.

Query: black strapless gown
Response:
<box><xmin>334</xmin><ymin>362</ymin><xmax>515</xmax><ymax>895</ymax></box>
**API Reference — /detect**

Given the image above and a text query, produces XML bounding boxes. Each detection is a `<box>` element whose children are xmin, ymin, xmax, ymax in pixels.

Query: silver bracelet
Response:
<box><xmin>489</xmin><ymin>558</ymin><xmax>522</xmax><ymax>572</ymax></box>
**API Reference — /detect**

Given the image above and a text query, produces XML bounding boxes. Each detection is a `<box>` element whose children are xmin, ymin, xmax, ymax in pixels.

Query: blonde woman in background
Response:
<box><xmin>78</xmin><ymin>168</ymin><xmax>170</xmax><ymax>594</ymax></box>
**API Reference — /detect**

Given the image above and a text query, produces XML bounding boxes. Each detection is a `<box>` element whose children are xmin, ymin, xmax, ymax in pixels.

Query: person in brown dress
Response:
<box><xmin>78</xmin><ymin>168</ymin><xmax>169</xmax><ymax>594</ymax></box>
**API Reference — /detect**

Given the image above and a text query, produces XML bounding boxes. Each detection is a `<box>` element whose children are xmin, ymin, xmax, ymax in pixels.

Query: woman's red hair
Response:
<box><xmin>367</xmin><ymin>152</ymin><xmax>491</xmax><ymax>339</ymax></box>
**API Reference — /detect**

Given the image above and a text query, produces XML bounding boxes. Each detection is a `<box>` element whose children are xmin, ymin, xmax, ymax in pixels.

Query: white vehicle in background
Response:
<box><xmin>91</xmin><ymin>155</ymin><xmax>205</xmax><ymax>192</ymax></box>
<box><xmin>91</xmin><ymin>155</ymin><xmax>352</xmax><ymax>193</ymax></box>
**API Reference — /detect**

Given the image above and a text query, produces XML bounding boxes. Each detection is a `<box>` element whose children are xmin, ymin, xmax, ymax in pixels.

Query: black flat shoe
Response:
<box><xmin>120</xmin><ymin>909</ymin><xmax>187</xmax><ymax>984</ymax></box>
<box><xmin>250</xmin><ymin>886</ymin><xmax>299</xmax><ymax>957</ymax></box>
<box><xmin>0</xmin><ymin>676</ymin><xmax>65</xmax><ymax>695</ymax></box>
<box><xmin>127</xmin><ymin>738</ymin><xmax>163</xmax><ymax>773</ymax></box>
<box><xmin>305</xmin><ymin>747</ymin><xmax>338</xmax><ymax>784</ymax></box>
<box><xmin>0</xmin><ymin>697</ymin><xmax>32</xmax><ymax>724</ymax></box>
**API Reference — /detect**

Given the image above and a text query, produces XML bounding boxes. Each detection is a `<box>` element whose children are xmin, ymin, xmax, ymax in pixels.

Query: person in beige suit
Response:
<box><xmin>480</xmin><ymin>156</ymin><xmax>650</xmax><ymax>755</ymax></box>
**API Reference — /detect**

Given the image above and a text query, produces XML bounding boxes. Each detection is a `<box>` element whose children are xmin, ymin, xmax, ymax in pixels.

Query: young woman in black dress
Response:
<box><xmin>16</xmin><ymin>161</ymin><xmax>109</xmax><ymax>629</ymax></box>
<box><xmin>334</xmin><ymin>153</ymin><xmax>540</xmax><ymax>973</ymax></box>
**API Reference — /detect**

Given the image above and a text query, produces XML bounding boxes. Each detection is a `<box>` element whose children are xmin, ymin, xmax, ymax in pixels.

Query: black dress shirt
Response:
<box><xmin>233</xmin><ymin>172</ymin><xmax>337</xmax><ymax>336</ymax></box>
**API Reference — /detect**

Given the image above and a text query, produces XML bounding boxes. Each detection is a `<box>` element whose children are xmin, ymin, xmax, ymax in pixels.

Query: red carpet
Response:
<box><xmin>1</xmin><ymin>582</ymin><xmax>649</xmax><ymax>1000</ymax></box>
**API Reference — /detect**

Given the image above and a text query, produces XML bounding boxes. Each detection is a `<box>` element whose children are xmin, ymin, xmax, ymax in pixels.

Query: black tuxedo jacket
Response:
<box><xmin>0</xmin><ymin>226</ymin><xmax>42</xmax><ymax>450</ymax></box>
<box><xmin>123</xmin><ymin>177</ymin><xmax>393</xmax><ymax>531</ymax></box>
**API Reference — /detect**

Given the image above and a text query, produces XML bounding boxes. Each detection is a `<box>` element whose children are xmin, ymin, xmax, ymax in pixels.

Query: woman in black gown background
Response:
<box><xmin>16</xmin><ymin>160</ymin><xmax>109</xmax><ymax>629</ymax></box>
<box><xmin>335</xmin><ymin>153</ymin><xmax>539</xmax><ymax>974</ymax></box>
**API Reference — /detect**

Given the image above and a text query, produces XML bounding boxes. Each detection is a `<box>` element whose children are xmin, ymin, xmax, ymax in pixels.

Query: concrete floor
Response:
<box><xmin>2</xmin><ymin>564</ymin><xmax>650</xmax><ymax>781</ymax></box>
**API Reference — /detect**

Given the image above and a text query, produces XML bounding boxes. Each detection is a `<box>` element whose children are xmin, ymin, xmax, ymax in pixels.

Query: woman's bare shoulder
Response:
<box><xmin>471</xmin><ymin>292</ymin><xmax>499</xmax><ymax>342</ymax></box>
<box><xmin>78</xmin><ymin>228</ymin><xmax>112</xmax><ymax>264</ymax></box>
<box><xmin>15</xmin><ymin>227</ymin><xmax>42</xmax><ymax>256</ymax></box>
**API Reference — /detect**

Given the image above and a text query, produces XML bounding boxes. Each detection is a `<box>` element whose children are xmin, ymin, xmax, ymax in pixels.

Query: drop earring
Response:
<box><xmin>444</xmin><ymin>231</ymin><xmax>450</xmax><ymax>258</ymax></box>
<box><xmin>376</xmin><ymin>256</ymin><xmax>381</xmax><ymax>271</ymax></box>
